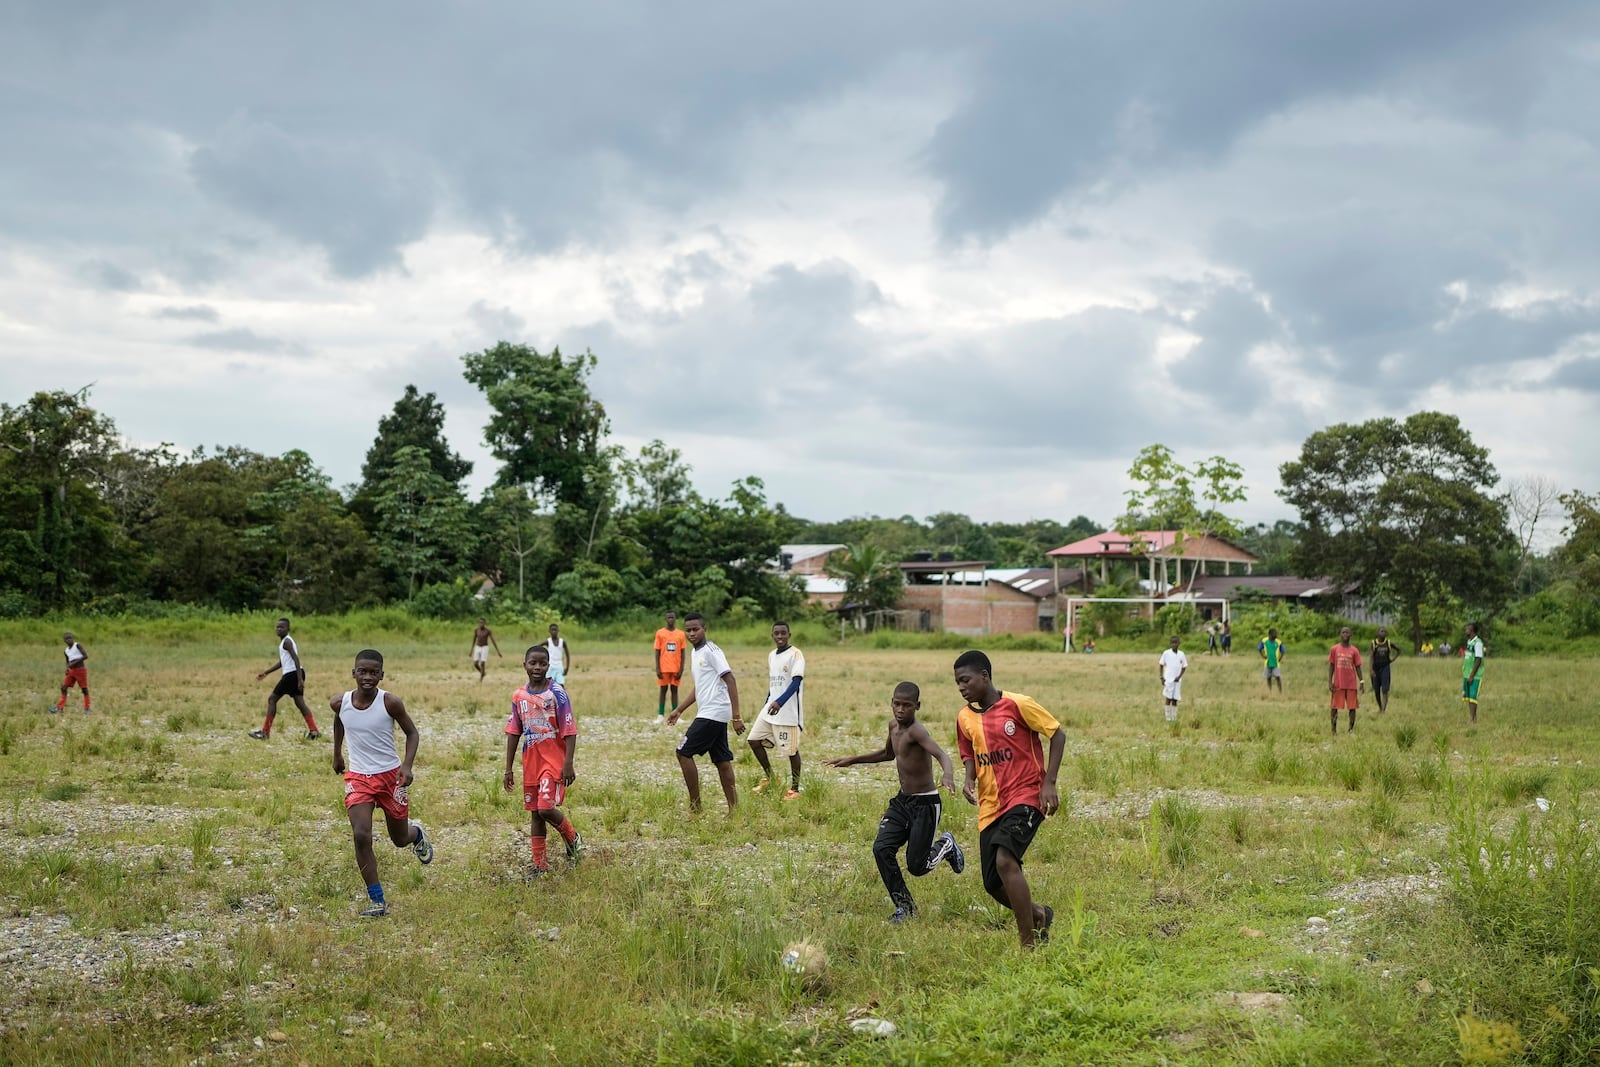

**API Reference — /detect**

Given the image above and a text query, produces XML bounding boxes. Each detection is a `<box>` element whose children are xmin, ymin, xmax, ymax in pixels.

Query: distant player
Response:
<box><xmin>1327</xmin><ymin>626</ymin><xmax>1364</xmax><ymax>734</ymax></box>
<box><xmin>954</xmin><ymin>650</ymin><xmax>1064</xmax><ymax>950</ymax></box>
<box><xmin>654</xmin><ymin>611</ymin><xmax>686</xmax><ymax>724</ymax></box>
<box><xmin>1221</xmin><ymin>620</ymin><xmax>1233</xmax><ymax>656</ymax></box>
<box><xmin>53</xmin><ymin>631</ymin><xmax>90</xmax><ymax>714</ymax></box>
<box><xmin>666</xmin><ymin>612</ymin><xmax>743</xmax><ymax>813</ymax></box>
<box><xmin>1259</xmin><ymin>628</ymin><xmax>1285</xmax><ymax>693</ymax></box>
<box><xmin>470</xmin><ymin>617</ymin><xmax>502</xmax><ymax>682</ymax></box>
<box><xmin>1159</xmin><ymin>635</ymin><xmax>1188</xmax><ymax>723</ymax></box>
<box><xmin>539</xmin><ymin>623</ymin><xmax>571</xmax><ymax>688</ymax></box>
<box><xmin>749</xmin><ymin>621</ymin><xmax>805</xmax><ymax>798</ymax></box>
<box><xmin>502</xmin><ymin>646</ymin><xmax>583</xmax><ymax>876</ymax></box>
<box><xmin>824</xmin><ymin>681</ymin><xmax>964</xmax><ymax>923</ymax></box>
<box><xmin>251</xmin><ymin>617</ymin><xmax>320</xmax><ymax>740</ymax></box>
<box><xmin>1461</xmin><ymin>621</ymin><xmax>1486</xmax><ymax>724</ymax></box>
<box><xmin>331</xmin><ymin>649</ymin><xmax>433</xmax><ymax>918</ymax></box>
<box><xmin>1369</xmin><ymin>626</ymin><xmax>1397</xmax><ymax>713</ymax></box>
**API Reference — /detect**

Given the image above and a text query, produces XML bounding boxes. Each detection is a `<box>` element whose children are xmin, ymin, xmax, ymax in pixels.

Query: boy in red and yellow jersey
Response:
<box><xmin>954</xmin><ymin>649</ymin><xmax>1065</xmax><ymax>950</ymax></box>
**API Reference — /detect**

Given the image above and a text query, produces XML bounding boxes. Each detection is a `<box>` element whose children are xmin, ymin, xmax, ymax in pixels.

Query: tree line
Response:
<box><xmin>3</xmin><ymin>349</ymin><xmax>1594</xmax><ymax>646</ymax></box>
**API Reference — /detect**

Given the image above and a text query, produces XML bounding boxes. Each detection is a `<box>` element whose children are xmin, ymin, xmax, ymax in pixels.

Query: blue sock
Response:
<box><xmin>367</xmin><ymin>883</ymin><xmax>385</xmax><ymax>904</ymax></box>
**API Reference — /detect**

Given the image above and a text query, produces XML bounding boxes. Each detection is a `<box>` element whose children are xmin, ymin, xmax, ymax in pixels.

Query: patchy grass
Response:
<box><xmin>0</xmin><ymin>625</ymin><xmax>1595</xmax><ymax>1064</ymax></box>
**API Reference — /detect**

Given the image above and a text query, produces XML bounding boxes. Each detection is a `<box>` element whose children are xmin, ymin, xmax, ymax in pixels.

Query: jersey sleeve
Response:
<box><xmin>1178</xmin><ymin>652</ymin><xmax>1188</xmax><ymax>670</ymax></box>
<box><xmin>654</xmin><ymin>630</ymin><xmax>665</xmax><ymax>652</ymax></box>
<box><xmin>1014</xmin><ymin>695</ymin><xmax>1061</xmax><ymax>739</ymax></box>
<box><xmin>791</xmin><ymin>650</ymin><xmax>806</xmax><ymax>677</ymax></box>
<box><xmin>505</xmin><ymin>695</ymin><xmax>523</xmax><ymax>736</ymax></box>
<box><xmin>1354</xmin><ymin>649</ymin><xmax>1364</xmax><ymax>667</ymax></box>
<box><xmin>553</xmin><ymin>686</ymin><xmax>578</xmax><ymax>737</ymax></box>
<box><xmin>956</xmin><ymin>712</ymin><xmax>975</xmax><ymax>763</ymax></box>
<box><xmin>709</xmin><ymin>645</ymin><xmax>732</xmax><ymax>677</ymax></box>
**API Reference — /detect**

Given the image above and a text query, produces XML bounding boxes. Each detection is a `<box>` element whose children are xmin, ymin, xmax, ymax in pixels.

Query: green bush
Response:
<box><xmin>408</xmin><ymin>579</ymin><xmax>481</xmax><ymax>621</ymax></box>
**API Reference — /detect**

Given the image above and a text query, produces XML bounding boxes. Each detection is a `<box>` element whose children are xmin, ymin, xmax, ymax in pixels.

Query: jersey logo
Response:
<box><xmin>1003</xmin><ymin>719</ymin><xmax>1016</xmax><ymax>737</ymax></box>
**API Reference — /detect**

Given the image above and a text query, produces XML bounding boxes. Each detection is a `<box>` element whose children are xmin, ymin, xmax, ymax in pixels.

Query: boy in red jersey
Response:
<box><xmin>1326</xmin><ymin>626</ymin><xmax>1365</xmax><ymax>735</ymax></box>
<box><xmin>954</xmin><ymin>650</ymin><xmax>1065</xmax><ymax>950</ymax></box>
<box><xmin>503</xmin><ymin>645</ymin><xmax>583</xmax><ymax>877</ymax></box>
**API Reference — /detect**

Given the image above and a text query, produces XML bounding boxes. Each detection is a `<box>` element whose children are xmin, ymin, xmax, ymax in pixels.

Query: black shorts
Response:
<box><xmin>1371</xmin><ymin>664</ymin><xmax>1392</xmax><ymax>692</ymax></box>
<box><xmin>677</xmin><ymin>717</ymin><xmax>733</xmax><ymax>763</ymax></box>
<box><xmin>979</xmin><ymin>804</ymin><xmax>1043</xmax><ymax>904</ymax></box>
<box><xmin>271</xmin><ymin>670</ymin><xmax>305</xmax><ymax>699</ymax></box>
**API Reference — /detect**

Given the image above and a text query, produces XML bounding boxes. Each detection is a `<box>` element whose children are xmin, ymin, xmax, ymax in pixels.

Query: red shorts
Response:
<box><xmin>658</xmin><ymin>670</ymin><xmax>682</xmax><ymax>686</ymax></box>
<box><xmin>344</xmin><ymin>768</ymin><xmax>409</xmax><ymax>821</ymax></box>
<box><xmin>1331</xmin><ymin>688</ymin><xmax>1360</xmax><ymax>711</ymax></box>
<box><xmin>522</xmin><ymin>743</ymin><xmax>567</xmax><ymax>811</ymax></box>
<box><xmin>62</xmin><ymin>666</ymin><xmax>88</xmax><ymax>689</ymax></box>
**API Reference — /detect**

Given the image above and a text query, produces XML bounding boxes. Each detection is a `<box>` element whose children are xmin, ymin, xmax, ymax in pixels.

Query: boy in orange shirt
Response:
<box><xmin>653</xmin><ymin>610</ymin><xmax>686</xmax><ymax>724</ymax></box>
<box><xmin>954</xmin><ymin>650</ymin><xmax>1065</xmax><ymax>950</ymax></box>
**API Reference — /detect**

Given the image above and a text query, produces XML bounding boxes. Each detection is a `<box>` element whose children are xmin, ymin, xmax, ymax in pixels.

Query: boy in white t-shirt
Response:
<box><xmin>54</xmin><ymin>632</ymin><xmax>90</xmax><ymax>713</ymax></box>
<box><xmin>1158</xmin><ymin>635</ymin><xmax>1189</xmax><ymax>723</ymax></box>
<box><xmin>748</xmin><ymin>621</ymin><xmax>805</xmax><ymax>799</ymax></box>
<box><xmin>666</xmin><ymin>613</ymin><xmax>743</xmax><ymax>813</ymax></box>
<box><xmin>251</xmin><ymin>617</ymin><xmax>321</xmax><ymax>741</ymax></box>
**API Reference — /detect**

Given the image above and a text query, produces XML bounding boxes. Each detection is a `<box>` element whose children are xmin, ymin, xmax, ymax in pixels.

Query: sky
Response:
<box><xmin>3</xmin><ymin>2</ymin><xmax>1599</xmax><ymax>533</ymax></box>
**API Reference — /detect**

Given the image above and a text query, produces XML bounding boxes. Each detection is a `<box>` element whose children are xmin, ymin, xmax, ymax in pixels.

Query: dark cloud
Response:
<box><xmin>182</xmin><ymin>328</ymin><xmax>306</xmax><ymax>356</ymax></box>
<box><xmin>79</xmin><ymin>259</ymin><xmax>141</xmax><ymax>291</ymax></box>
<box><xmin>153</xmin><ymin>304</ymin><xmax>220</xmax><ymax>322</ymax></box>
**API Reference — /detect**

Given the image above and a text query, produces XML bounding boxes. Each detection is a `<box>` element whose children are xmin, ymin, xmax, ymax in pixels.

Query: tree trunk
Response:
<box><xmin>1409</xmin><ymin>601</ymin><xmax>1423</xmax><ymax>654</ymax></box>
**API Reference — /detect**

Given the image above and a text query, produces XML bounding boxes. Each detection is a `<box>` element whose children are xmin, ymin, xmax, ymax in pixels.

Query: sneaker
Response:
<box><xmin>359</xmin><ymin>901</ymin><xmax>389</xmax><ymax>918</ymax></box>
<box><xmin>248</xmin><ymin>729</ymin><xmax>269</xmax><ymax>740</ymax></box>
<box><xmin>305</xmin><ymin>729</ymin><xmax>321</xmax><ymax>741</ymax></box>
<box><xmin>82</xmin><ymin>706</ymin><xmax>92</xmax><ymax>714</ymax></box>
<box><xmin>782</xmin><ymin>788</ymin><xmax>802</xmax><ymax>801</ymax></box>
<box><xmin>410</xmin><ymin>820</ymin><xmax>433</xmax><ymax>865</ymax></box>
<box><xmin>524</xmin><ymin>865</ymin><xmax>550</xmax><ymax>882</ymax></box>
<box><xmin>752</xmin><ymin>777</ymin><xmax>770</xmax><ymax>795</ymax></box>
<box><xmin>1034</xmin><ymin>903</ymin><xmax>1054</xmax><ymax>945</ymax></box>
<box><xmin>888</xmin><ymin>906</ymin><xmax>915</xmax><ymax>924</ymax></box>
<box><xmin>565</xmin><ymin>831</ymin><xmax>584</xmax><ymax>862</ymax></box>
<box><xmin>48</xmin><ymin>705</ymin><xmax>62</xmax><ymax>715</ymax></box>
<box><xmin>946</xmin><ymin>834</ymin><xmax>966</xmax><ymax>874</ymax></box>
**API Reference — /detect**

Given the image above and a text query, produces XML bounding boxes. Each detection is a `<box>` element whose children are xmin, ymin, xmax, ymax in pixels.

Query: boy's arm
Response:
<box><xmin>655</xmin><ymin>645</ymin><xmax>663</xmax><ymax>677</ymax></box>
<box><xmin>286</xmin><ymin>638</ymin><xmax>303</xmax><ymax>673</ymax></box>
<box><xmin>332</xmin><ymin>714</ymin><xmax>347</xmax><ymax>775</ymax></box>
<box><xmin>79</xmin><ymin>645</ymin><xmax>87</xmax><ymax>662</ymax></box>
<box><xmin>385</xmin><ymin>693</ymin><xmax>420</xmax><ymax>785</ymax></box>
<box><xmin>768</xmin><ymin>673</ymin><xmax>802</xmax><ymax>715</ymax></box>
<box><xmin>667</xmin><ymin>683</ymin><xmax>698</xmax><ymax>723</ymax></box>
<box><xmin>257</xmin><ymin>660</ymin><xmax>281</xmax><ymax>680</ymax></box>
<box><xmin>913</xmin><ymin>724</ymin><xmax>958</xmax><ymax>794</ymax></box>
<box><xmin>1039</xmin><ymin>729</ymin><xmax>1066</xmax><ymax>816</ymax></box>
<box><xmin>825</xmin><ymin>726</ymin><xmax>893</xmax><ymax>768</ymax></box>
<box><xmin>490</xmin><ymin>631</ymin><xmax>501</xmax><ymax>656</ymax></box>
<box><xmin>503</xmin><ymin>733</ymin><xmax>519</xmax><ymax>791</ymax></box>
<box><xmin>725</xmin><ymin>672</ymin><xmax>743</xmax><ymax>734</ymax></box>
<box><xmin>961</xmin><ymin>758</ymin><xmax>978</xmax><ymax>806</ymax></box>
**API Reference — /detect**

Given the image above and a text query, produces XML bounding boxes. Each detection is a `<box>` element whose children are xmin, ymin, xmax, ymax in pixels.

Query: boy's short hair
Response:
<box><xmin>772</xmin><ymin>620</ymin><xmax>790</xmax><ymax>630</ymax></box>
<box><xmin>953</xmin><ymin>650</ymin><xmax>992</xmax><ymax>675</ymax></box>
<box><xmin>893</xmin><ymin>681</ymin><xmax>920</xmax><ymax>702</ymax></box>
<box><xmin>525</xmin><ymin>645</ymin><xmax>550</xmax><ymax>660</ymax></box>
<box><xmin>683</xmin><ymin>612</ymin><xmax>705</xmax><ymax>625</ymax></box>
<box><xmin>354</xmin><ymin>649</ymin><xmax>384</xmax><ymax>666</ymax></box>
<box><xmin>277</xmin><ymin>616</ymin><xmax>291</xmax><ymax>626</ymax></box>
<box><xmin>1467</xmin><ymin>620</ymin><xmax>1480</xmax><ymax>632</ymax></box>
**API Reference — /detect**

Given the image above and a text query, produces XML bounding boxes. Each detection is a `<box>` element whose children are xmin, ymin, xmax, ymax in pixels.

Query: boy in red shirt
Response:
<box><xmin>503</xmin><ymin>645</ymin><xmax>583</xmax><ymax>877</ymax></box>
<box><xmin>954</xmin><ymin>649</ymin><xmax>1065</xmax><ymax>950</ymax></box>
<box><xmin>1326</xmin><ymin>627</ymin><xmax>1365</xmax><ymax>735</ymax></box>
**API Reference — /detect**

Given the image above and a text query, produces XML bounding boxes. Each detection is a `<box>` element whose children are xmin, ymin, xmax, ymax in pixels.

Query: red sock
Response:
<box><xmin>556</xmin><ymin>819</ymin><xmax>578</xmax><ymax>844</ymax></box>
<box><xmin>304</xmin><ymin>713</ymin><xmax>319</xmax><ymax>732</ymax></box>
<box><xmin>531</xmin><ymin>837</ymin><xmax>548</xmax><ymax>869</ymax></box>
<box><xmin>57</xmin><ymin>694</ymin><xmax>66</xmax><ymax>709</ymax></box>
<box><xmin>261</xmin><ymin>714</ymin><xmax>274</xmax><ymax>736</ymax></box>
<box><xmin>82</xmin><ymin>693</ymin><xmax>91</xmax><ymax>709</ymax></box>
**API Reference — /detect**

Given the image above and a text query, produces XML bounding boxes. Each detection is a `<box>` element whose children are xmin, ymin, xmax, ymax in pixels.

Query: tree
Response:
<box><xmin>1279</xmin><ymin>412</ymin><xmax>1513</xmax><ymax>651</ymax></box>
<box><xmin>373</xmin><ymin>445</ymin><xmax>476</xmax><ymax>598</ymax></box>
<box><xmin>825</xmin><ymin>543</ymin><xmax>904</xmax><ymax>625</ymax></box>
<box><xmin>1506</xmin><ymin>474</ymin><xmax>1561</xmax><ymax>592</ymax></box>
<box><xmin>1117</xmin><ymin>444</ymin><xmax>1247</xmax><ymax>588</ymax></box>
<box><xmin>360</xmin><ymin>385</ymin><xmax>473</xmax><ymax>490</ymax></box>
<box><xmin>620</xmin><ymin>439</ymin><xmax>692</xmax><ymax>513</ymax></box>
<box><xmin>479</xmin><ymin>484</ymin><xmax>551</xmax><ymax>601</ymax></box>
<box><xmin>246</xmin><ymin>450</ymin><xmax>376</xmax><ymax>611</ymax></box>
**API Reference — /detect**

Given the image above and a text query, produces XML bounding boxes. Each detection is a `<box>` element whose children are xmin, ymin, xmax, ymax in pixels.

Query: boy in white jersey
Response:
<box><xmin>748</xmin><ymin>621</ymin><xmax>805</xmax><ymax>799</ymax></box>
<box><xmin>252</xmin><ymin>617</ymin><xmax>321</xmax><ymax>740</ymax></box>
<box><xmin>1159</xmin><ymin>635</ymin><xmax>1188</xmax><ymax>724</ymax></box>
<box><xmin>538</xmin><ymin>623</ymin><xmax>571</xmax><ymax>687</ymax></box>
<box><xmin>667</xmin><ymin>612</ymin><xmax>743</xmax><ymax>813</ymax></box>
<box><xmin>53</xmin><ymin>631</ymin><xmax>90</xmax><ymax>713</ymax></box>
<box><xmin>330</xmin><ymin>649</ymin><xmax>433</xmax><ymax>917</ymax></box>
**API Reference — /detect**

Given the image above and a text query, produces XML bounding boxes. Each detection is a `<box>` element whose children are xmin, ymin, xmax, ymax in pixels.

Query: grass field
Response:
<box><xmin>3</xmin><ymin>620</ymin><xmax>1599</xmax><ymax>1065</ymax></box>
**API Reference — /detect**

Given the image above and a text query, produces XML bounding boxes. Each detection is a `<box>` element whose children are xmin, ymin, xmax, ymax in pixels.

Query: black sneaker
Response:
<box><xmin>565</xmin><ymin>831</ymin><xmax>584</xmax><ymax>862</ymax></box>
<box><xmin>888</xmin><ymin>906</ymin><xmax>915</xmax><ymax>924</ymax></box>
<box><xmin>305</xmin><ymin>729</ymin><xmax>321</xmax><ymax>741</ymax></box>
<box><xmin>1035</xmin><ymin>904</ymin><xmax>1054</xmax><ymax>945</ymax></box>
<box><xmin>946</xmin><ymin>834</ymin><xmax>966</xmax><ymax>874</ymax></box>
<box><xmin>248</xmin><ymin>729</ymin><xmax>268</xmax><ymax>740</ymax></box>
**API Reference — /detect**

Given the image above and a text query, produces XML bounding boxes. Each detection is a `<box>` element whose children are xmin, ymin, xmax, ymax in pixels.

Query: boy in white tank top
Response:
<box><xmin>330</xmin><ymin>649</ymin><xmax>433</xmax><ymax>917</ymax></box>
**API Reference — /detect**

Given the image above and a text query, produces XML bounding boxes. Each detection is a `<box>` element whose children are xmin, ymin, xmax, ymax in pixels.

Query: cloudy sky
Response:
<box><xmin>4</xmin><ymin>3</ymin><xmax>1599</xmax><ymax>530</ymax></box>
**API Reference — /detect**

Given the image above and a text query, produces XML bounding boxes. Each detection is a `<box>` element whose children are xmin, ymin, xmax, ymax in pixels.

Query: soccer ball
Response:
<box><xmin>779</xmin><ymin>941</ymin><xmax>829</xmax><ymax>984</ymax></box>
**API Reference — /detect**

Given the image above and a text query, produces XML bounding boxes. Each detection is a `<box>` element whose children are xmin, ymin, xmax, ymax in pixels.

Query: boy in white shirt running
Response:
<box><xmin>331</xmin><ymin>649</ymin><xmax>433</xmax><ymax>917</ymax></box>
<box><xmin>1159</xmin><ymin>635</ymin><xmax>1189</xmax><ymax>723</ymax></box>
<box><xmin>748</xmin><ymin>621</ymin><xmax>805</xmax><ymax>799</ymax></box>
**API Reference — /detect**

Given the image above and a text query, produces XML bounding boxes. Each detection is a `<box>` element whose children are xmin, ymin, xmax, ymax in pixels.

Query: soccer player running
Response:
<box><xmin>1259</xmin><ymin>628</ymin><xmax>1286</xmax><ymax>693</ymax></box>
<box><xmin>954</xmin><ymin>650</ymin><xmax>1064</xmax><ymax>950</ymax></box>
<box><xmin>666</xmin><ymin>612</ymin><xmax>743</xmax><ymax>813</ymax></box>
<box><xmin>1327</xmin><ymin>626</ymin><xmax>1364</xmax><ymax>735</ymax></box>
<box><xmin>54</xmin><ymin>631</ymin><xmax>90</xmax><ymax>713</ymax></box>
<box><xmin>1369</xmin><ymin>626</ymin><xmax>1397</xmax><ymax>713</ymax></box>
<box><xmin>748</xmin><ymin>621</ymin><xmax>805</xmax><ymax>798</ymax></box>
<box><xmin>1159</xmin><ymin>635</ymin><xmax>1188</xmax><ymax>723</ymax></box>
<box><xmin>1461</xmin><ymin>621</ymin><xmax>1486</xmax><ymax>723</ymax></box>
<box><xmin>502</xmin><ymin>645</ymin><xmax>583</xmax><ymax>876</ymax></box>
<box><xmin>330</xmin><ymin>649</ymin><xmax>433</xmax><ymax>918</ymax></box>
<box><xmin>824</xmin><ymin>682</ymin><xmax>964</xmax><ymax>923</ymax></box>
<box><xmin>653</xmin><ymin>611</ymin><xmax>686</xmax><ymax>725</ymax></box>
<box><xmin>470</xmin><ymin>617</ymin><xmax>502</xmax><ymax>682</ymax></box>
<box><xmin>251</xmin><ymin>617</ymin><xmax>320</xmax><ymax>740</ymax></box>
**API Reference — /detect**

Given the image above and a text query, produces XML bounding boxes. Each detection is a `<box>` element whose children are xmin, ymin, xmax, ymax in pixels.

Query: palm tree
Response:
<box><xmin>825</xmin><ymin>543</ymin><xmax>904</xmax><ymax>628</ymax></box>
